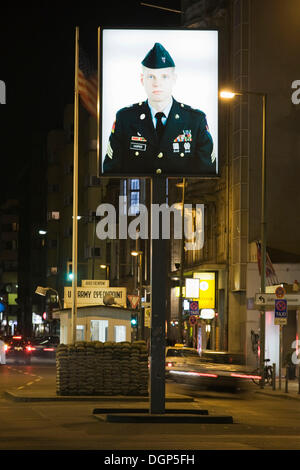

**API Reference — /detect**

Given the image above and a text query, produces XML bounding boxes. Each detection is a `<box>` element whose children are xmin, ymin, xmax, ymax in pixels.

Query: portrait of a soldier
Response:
<box><xmin>103</xmin><ymin>42</ymin><xmax>216</xmax><ymax>176</ymax></box>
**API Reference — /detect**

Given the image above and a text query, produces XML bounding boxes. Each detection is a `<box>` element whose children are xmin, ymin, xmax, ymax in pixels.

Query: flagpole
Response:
<box><xmin>71</xmin><ymin>26</ymin><xmax>79</xmax><ymax>344</ymax></box>
<box><xmin>97</xmin><ymin>27</ymin><xmax>101</xmax><ymax>176</ymax></box>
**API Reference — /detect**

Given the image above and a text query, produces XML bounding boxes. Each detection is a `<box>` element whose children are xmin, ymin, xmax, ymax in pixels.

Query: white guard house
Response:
<box><xmin>53</xmin><ymin>283</ymin><xmax>132</xmax><ymax>344</ymax></box>
<box><xmin>53</xmin><ymin>305</ymin><xmax>132</xmax><ymax>344</ymax></box>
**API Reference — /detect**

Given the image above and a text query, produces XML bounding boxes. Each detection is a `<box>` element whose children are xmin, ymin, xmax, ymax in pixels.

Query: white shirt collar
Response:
<box><xmin>147</xmin><ymin>98</ymin><xmax>173</xmax><ymax>121</ymax></box>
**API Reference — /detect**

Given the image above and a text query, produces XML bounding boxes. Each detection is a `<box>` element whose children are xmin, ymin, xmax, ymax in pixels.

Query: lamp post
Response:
<box><xmin>220</xmin><ymin>89</ymin><xmax>267</xmax><ymax>388</ymax></box>
<box><xmin>131</xmin><ymin>250</ymin><xmax>143</xmax><ymax>340</ymax></box>
<box><xmin>35</xmin><ymin>286</ymin><xmax>62</xmax><ymax>310</ymax></box>
<box><xmin>100</xmin><ymin>264</ymin><xmax>110</xmax><ymax>281</ymax></box>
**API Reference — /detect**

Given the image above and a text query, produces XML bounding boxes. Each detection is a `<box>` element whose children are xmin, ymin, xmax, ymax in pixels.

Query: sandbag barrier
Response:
<box><xmin>56</xmin><ymin>340</ymin><xmax>149</xmax><ymax>396</ymax></box>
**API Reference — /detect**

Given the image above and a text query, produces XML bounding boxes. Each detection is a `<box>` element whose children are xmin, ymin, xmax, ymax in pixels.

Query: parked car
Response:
<box><xmin>166</xmin><ymin>346</ymin><xmax>260</xmax><ymax>391</ymax></box>
<box><xmin>4</xmin><ymin>335</ymin><xmax>35</xmax><ymax>364</ymax></box>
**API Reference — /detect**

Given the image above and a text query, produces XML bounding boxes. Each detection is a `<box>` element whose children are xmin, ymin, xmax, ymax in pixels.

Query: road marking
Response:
<box><xmin>26</xmin><ymin>382</ymin><xmax>34</xmax><ymax>386</ymax></box>
<box><xmin>17</xmin><ymin>386</ymin><xmax>24</xmax><ymax>390</ymax></box>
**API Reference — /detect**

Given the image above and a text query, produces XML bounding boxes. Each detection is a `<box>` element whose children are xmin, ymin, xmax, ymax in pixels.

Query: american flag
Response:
<box><xmin>256</xmin><ymin>241</ymin><xmax>279</xmax><ymax>285</ymax></box>
<box><xmin>78</xmin><ymin>47</ymin><xmax>98</xmax><ymax>118</ymax></box>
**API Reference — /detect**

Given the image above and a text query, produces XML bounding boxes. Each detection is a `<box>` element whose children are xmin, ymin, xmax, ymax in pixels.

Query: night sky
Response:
<box><xmin>0</xmin><ymin>2</ymin><xmax>181</xmax><ymax>199</ymax></box>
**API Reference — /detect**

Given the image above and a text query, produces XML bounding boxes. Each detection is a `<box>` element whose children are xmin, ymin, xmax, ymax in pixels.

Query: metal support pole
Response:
<box><xmin>272</xmin><ymin>362</ymin><xmax>276</xmax><ymax>391</ymax></box>
<box><xmin>285</xmin><ymin>367</ymin><xmax>289</xmax><ymax>393</ymax></box>
<box><xmin>259</xmin><ymin>93</ymin><xmax>267</xmax><ymax>389</ymax></box>
<box><xmin>279</xmin><ymin>325</ymin><xmax>283</xmax><ymax>390</ymax></box>
<box><xmin>71</xmin><ymin>26</ymin><xmax>79</xmax><ymax>345</ymax></box>
<box><xmin>298</xmin><ymin>367</ymin><xmax>300</xmax><ymax>394</ymax></box>
<box><xmin>150</xmin><ymin>176</ymin><xmax>167</xmax><ymax>414</ymax></box>
<box><xmin>178</xmin><ymin>178</ymin><xmax>185</xmax><ymax>344</ymax></box>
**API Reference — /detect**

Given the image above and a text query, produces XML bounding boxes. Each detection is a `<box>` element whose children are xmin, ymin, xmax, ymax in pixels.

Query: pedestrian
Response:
<box><xmin>103</xmin><ymin>42</ymin><xmax>216</xmax><ymax>176</ymax></box>
<box><xmin>0</xmin><ymin>336</ymin><xmax>6</xmax><ymax>365</ymax></box>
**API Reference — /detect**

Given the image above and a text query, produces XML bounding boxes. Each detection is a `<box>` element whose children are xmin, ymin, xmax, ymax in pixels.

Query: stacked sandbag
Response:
<box><xmin>94</xmin><ymin>341</ymin><xmax>104</xmax><ymax>394</ymax></box>
<box><xmin>56</xmin><ymin>340</ymin><xmax>149</xmax><ymax>396</ymax></box>
<box><xmin>135</xmin><ymin>340</ymin><xmax>149</xmax><ymax>396</ymax></box>
<box><xmin>120</xmin><ymin>341</ymin><xmax>131</xmax><ymax>395</ymax></box>
<box><xmin>85</xmin><ymin>342</ymin><xmax>96</xmax><ymax>395</ymax></box>
<box><xmin>129</xmin><ymin>342</ymin><xmax>141</xmax><ymax>395</ymax></box>
<box><xmin>102</xmin><ymin>342</ymin><xmax>114</xmax><ymax>395</ymax></box>
<box><xmin>56</xmin><ymin>344</ymin><xmax>69</xmax><ymax>395</ymax></box>
<box><xmin>67</xmin><ymin>345</ymin><xmax>78</xmax><ymax>395</ymax></box>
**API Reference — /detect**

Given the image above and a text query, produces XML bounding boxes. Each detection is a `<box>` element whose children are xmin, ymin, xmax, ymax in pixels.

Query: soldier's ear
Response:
<box><xmin>140</xmin><ymin>73</ymin><xmax>144</xmax><ymax>86</ymax></box>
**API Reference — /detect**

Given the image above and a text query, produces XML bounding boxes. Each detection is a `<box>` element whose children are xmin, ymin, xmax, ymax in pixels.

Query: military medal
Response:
<box><xmin>184</xmin><ymin>142</ymin><xmax>191</xmax><ymax>153</ymax></box>
<box><xmin>131</xmin><ymin>136</ymin><xmax>147</xmax><ymax>142</ymax></box>
<box><xmin>173</xmin><ymin>143</ymin><xmax>179</xmax><ymax>153</ymax></box>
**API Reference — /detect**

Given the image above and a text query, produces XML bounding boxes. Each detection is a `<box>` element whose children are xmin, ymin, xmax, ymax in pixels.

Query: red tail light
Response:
<box><xmin>43</xmin><ymin>348</ymin><xmax>54</xmax><ymax>352</ymax></box>
<box><xmin>230</xmin><ymin>373</ymin><xmax>262</xmax><ymax>380</ymax></box>
<box><xmin>4</xmin><ymin>344</ymin><xmax>10</xmax><ymax>352</ymax></box>
<box><xmin>166</xmin><ymin>361</ymin><xmax>175</xmax><ymax>367</ymax></box>
<box><xmin>26</xmin><ymin>346</ymin><xmax>36</xmax><ymax>352</ymax></box>
<box><xmin>13</xmin><ymin>336</ymin><xmax>22</xmax><ymax>340</ymax></box>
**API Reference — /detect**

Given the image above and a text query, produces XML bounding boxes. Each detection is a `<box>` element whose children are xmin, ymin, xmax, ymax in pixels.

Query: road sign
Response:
<box><xmin>255</xmin><ymin>292</ymin><xmax>300</xmax><ymax>309</ymax></box>
<box><xmin>127</xmin><ymin>295</ymin><xmax>140</xmax><ymax>309</ymax></box>
<box><xmin>189</xmin><ymin>300</ymin><xmax>199</xmax><ymax>316</ymax></box>
<box><xmin>144</xmin><ymin>307</ymin><xmax>151</xmax><ymax>327</ymax></box>
<box><xmin>274</xmin><ymin>299</ymin><xmax>288</xmax><ymax>325</ymax></box>
<box><xmin>189</xmin><ymin>315</ymin><xmax>197</xmax><ymax>326</ymax></box>
<box><xmin>275</xmin><ymin>286</ymin><xmax>286</xmax><ymax>299</ymax></box>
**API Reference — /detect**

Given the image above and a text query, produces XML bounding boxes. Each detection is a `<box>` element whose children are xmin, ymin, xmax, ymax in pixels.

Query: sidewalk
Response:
<box><xmin>254</xmin><ymin>378</ymin><xmax>300</xmax><ymax>401</ymax></box>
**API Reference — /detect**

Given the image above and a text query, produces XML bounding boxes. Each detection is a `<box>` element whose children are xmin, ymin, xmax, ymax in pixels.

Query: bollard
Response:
<box><xmin>285</xmin><ymin>367</ymin><xmax>289</xmax><ymax>393</ymax></box>
<box><xmin>298</xmin><ymin>369</ymin><xmax>300</xmax><ymax>395</ymax></box>
<box><xmin>272</xmin><ymin>363</ymin><xmax>276</xmax><ymax>391</ymax></box>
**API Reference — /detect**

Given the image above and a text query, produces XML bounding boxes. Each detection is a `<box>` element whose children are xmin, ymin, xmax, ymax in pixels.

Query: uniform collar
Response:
<box><xmin>147</xmin><ymin>98</ymin><xmax>173</xmax><ymax>120</ymax></box>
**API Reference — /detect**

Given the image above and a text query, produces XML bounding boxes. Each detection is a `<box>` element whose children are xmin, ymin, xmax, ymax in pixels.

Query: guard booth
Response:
<box><xmin>53</xmin><ymin>304</ymin><xmax>132</xmax><ymax>344</ymax></box>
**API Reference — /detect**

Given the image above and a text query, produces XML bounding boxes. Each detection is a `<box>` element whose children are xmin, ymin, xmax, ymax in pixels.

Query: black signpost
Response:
<box><xmin>149</xmin><ymin>176</ymin><xmax>167</xmax><ymax>414</ymax></box>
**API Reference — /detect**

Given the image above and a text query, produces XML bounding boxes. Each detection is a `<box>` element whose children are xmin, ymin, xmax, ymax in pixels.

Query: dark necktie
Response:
<box><xmin>155</xmin><ymin>112</ymin><xmax>165</xmax><ymax>142</ymax></box>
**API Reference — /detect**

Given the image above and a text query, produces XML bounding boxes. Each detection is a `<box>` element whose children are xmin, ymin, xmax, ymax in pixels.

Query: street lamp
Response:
<box><xmin>220</xmin><ymin>89</ymin><xmax>267</xmax><ymax>388</ymax></box>
<box><xmin>100</xmin><ymin>264</ymin><xmax>110</xmax><ymax>281</ymax></box>
<box><xmin>131</xmin><ymin>250</ymin><xmax>143</xmax><ymax>340</ymax></box>
<box><xmin>35</xmin><ymin>286</ymin><xmax>62</xmax><ymax>310</ymax></box>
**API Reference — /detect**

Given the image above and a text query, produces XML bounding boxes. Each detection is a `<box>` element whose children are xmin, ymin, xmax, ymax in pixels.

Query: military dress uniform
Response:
<box><xmin>103</xmin><ymin>97</ymin><xmax>215</xmax><ymax>175</ymax></box>
<box><xmin>103</xmin><ymin>42</ymin><xmax>216</xmax><ymax>176</ymax></box>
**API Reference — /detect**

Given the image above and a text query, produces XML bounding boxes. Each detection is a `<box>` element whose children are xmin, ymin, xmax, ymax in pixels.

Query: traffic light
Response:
<box><xmin>67</xmin><ymin>262</ymin><xmax>73</xmax><ymax>281</ymax></box>
<box><xmin>131</xmin><ymin>316</ymin><xmax>138</xmax><ymax>327</ymax></box>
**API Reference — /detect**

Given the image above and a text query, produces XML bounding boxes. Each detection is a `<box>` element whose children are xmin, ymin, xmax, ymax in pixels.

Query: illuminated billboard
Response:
<box><xmin>101</xmin><ymin>29</ymin><xmax>218</xmax><ymax>177</ymax></box>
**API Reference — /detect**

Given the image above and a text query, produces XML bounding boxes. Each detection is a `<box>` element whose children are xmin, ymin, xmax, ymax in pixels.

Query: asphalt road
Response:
<box><xmin>0</xmin><ymin>363</ymin><xmax>300</xmax><ymax>451</ymax></box>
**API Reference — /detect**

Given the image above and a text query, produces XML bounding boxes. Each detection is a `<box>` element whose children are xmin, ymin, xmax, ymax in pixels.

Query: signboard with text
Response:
<box><xmin>274</xmin><ymin>299</ymin><xmax>288</xmax><ymax>325</ymax></box>
<box><xmin>64</xmin><ymin>287</ymin><xmax>127</xmax><ymax>308</ymax></box>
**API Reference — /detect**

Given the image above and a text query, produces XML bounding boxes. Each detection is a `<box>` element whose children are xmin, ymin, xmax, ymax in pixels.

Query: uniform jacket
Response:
<box><xmin>103</xmin><ymin>98</ymin><xmax>216</xmax><ymax>176</ymax></box>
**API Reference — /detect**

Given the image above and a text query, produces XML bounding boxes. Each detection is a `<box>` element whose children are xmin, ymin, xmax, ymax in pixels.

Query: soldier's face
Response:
<box><xmin>141</xmin><ymin>67</ymin><xmax>176</xmax><ymax>104</ymax></box>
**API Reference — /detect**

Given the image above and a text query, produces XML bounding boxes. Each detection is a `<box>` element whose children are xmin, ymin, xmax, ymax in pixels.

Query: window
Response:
<box><xmin>114</xmin><ymin>325</ymin><xmax>126</xmax><ymax>342</ymax></box>
<box><xmin>48</xmin><ymin>211</ymin><xmax>60</xmax><ymax>221</ymax></box>
<box><xmin>76</xmin><ymin>325</ymin><xmax>85</xmax><ymax>341</ymax></box>
<box><xmin>90</xmin><ymin>320</ymin><xmax>108</xmax><ymax>342</ymax></box>
<box><xmin>128</xmin><ymin>179</ymin><xmax>140</xmax><ymax>216</ymax></box>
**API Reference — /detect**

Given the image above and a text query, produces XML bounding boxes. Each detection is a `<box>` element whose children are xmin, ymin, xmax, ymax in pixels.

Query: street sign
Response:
<box><xmin>144</xmin><ymin>307</ymin><xmax>151</xmax><ymax>327</ymax></box>
<box><xmin>275</xmin><ymin>286</ymin><xmax>286</xmax><ymax>299</ymax></box>
<box><xmin>274</xmin><ymin>299</ymin><xmax>288</xmax><ymax>325</ymax></box>
<box><xmin>189</xmin><ymin>315</ymin><xmax>197</xmax><ymax>326</ymax></box>
<box><xmin>189</xmin><ymin>300</ymin><xmax>199</xmax><ymax>316</ymax></box>
<box><xmin>255</xmin><ymin>292</ymin><xmax>300</xmax><ymax>309</ymax></box>
<box><xmin>127</xmin><ymin>295</ymin><xmax>140</xmax><ymax>309</ymax></box>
